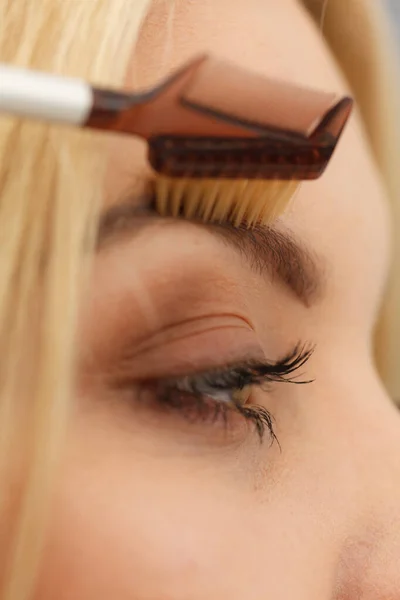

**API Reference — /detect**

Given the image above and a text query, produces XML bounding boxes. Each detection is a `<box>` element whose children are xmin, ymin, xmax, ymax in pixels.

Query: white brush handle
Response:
<box><xmin>0</xmin><ymin>63</ymin><xmax>93</xmax><ymax>125</ymax></box>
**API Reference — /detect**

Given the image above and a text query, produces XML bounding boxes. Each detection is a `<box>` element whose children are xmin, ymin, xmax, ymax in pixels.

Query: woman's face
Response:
<box><xmin>35</xmin><ymin>0</ymin><xmax>400</xmax><ymax>598</ymax></box>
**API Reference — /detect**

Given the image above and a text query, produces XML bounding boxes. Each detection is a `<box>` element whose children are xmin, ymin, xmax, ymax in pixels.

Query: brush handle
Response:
<box><xmin>0</xmin><ymin>63</ymin><xmax>148</xmax><ymax>135</ymax></box>
<box><xmin>0</xmin><ymin>63</ymin><xmax>93</xmax><ymax>125</ymax></box>
<box><xmin>0</xmin><ymin>59</ymin><xmax>353</xmax><ymax>182</ymax></box>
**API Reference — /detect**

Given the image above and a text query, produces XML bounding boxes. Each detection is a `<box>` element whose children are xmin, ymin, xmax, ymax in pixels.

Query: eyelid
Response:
<box><xmin>111</xmin><ymin>318</ymin><xmax>265</xmax><ymax>382</ymax></box>
<box><xmin>124</xmin><ymin>314</ymin><xmax>255</xmax><ymax>357</ymax></box>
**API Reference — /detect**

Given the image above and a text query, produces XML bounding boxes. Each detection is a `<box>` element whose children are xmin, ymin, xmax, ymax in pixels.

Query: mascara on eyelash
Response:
<box><xmin>153</xmin><ymin>342</ymin><xmax>313</xmax><ymax>442</ymax></box>
<box><xmin>173</xmin><ymin>342</ymin><xmax>315</xmax><ymax>390</ymax></box>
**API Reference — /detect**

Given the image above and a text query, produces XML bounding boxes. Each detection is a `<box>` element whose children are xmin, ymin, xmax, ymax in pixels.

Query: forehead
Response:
<box><xmin>106</xmin><ymin>0</ymin><xmax>390</xmax><ymax>330</ymax></box>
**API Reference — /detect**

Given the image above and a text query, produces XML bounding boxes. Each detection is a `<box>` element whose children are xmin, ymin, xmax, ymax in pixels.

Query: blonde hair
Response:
<box><xmin>0</xmin><ymin>2</ymin><xmax>152</xmax><ymax>598</ymax></box>
<box><xmin>0</xmin><ymin>0</ymin><xmax>398</xmax><ymax>598</ymax></box>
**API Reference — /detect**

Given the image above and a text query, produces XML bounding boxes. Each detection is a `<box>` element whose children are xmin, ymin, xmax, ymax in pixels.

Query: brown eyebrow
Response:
<box><xmin>96</xmin><ymin>201</ymin><xmax>325</xmax><ymax>306</ymax></box>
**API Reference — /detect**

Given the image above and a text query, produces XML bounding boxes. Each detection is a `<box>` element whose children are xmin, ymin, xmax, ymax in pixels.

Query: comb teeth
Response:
<box><xmin>155</xmin><ymin>177</ymin><xmax>299</xmax><ymax>228</ymax></box>
<box><xmin>149</xmin><ymin>135</ymin><xmax>332</xmax><ymax>181</ymax></box>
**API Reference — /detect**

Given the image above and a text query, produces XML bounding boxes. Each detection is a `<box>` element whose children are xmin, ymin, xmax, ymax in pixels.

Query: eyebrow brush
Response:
<box><xmin>0</xmin><ymin>55</ymin><xmax>352</xmax><ymax>227</ymax></box>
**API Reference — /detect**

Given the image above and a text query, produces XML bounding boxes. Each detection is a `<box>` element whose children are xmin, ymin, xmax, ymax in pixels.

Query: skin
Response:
<box><xmin>32</xmin><ymin>0</ymin><xmax>400</xmax><ymax>598</ymax></box>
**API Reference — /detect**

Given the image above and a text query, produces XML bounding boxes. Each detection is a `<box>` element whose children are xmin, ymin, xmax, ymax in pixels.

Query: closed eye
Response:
<box><xmin>132</xmin><ymin>343</ymin><xmax>314</xmax><ymax>444</ymax></box>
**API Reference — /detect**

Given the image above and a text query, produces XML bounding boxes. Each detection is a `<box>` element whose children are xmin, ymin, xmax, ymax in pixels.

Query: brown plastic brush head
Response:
<box><xmin>89</xmin><ymin>54</ymin><xmax>352</xmax><ymax>227</ymax></box>
<box><xmin>147</xmin><ymin>97</ymin><xmax>352</xmax><ymax>181</ymax></box>
<box><xmin>151</xmin><ymin>56</ymin><xmax>352</xmax><ymax>180</ymax></box>
<box><xmin>89</xmin><ymin>55</ymin><xmax>353</xmax><ymax>181</ymax></box>
<box><xmin>144</xmin><ymin>56</ymin><xmax>351</xmax><ymax>228</ymax></box>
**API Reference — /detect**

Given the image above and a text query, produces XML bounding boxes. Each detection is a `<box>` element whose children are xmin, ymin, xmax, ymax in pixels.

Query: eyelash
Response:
<box><xmin>144</xmin><ymin>343</ymin><xmax>313</xmax><ymax>443</ymax></box>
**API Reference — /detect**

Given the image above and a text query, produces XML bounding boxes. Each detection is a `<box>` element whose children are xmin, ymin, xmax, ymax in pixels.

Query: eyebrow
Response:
<box><xmin>96</xmin><ymin>201</ymin><xmax>325</xmax><ymax>306</ymax></box>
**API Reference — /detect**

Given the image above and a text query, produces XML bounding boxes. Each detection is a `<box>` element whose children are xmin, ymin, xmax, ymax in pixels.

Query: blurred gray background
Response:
<box><xmin>387</xmin><ymin>0</ymin><xmax>399</xmax><ymax>20</ymax></box>
<box><xmin>387</xmin><ymin>0</ymin><xmax>400</xmax><ymax>44</ymax></box>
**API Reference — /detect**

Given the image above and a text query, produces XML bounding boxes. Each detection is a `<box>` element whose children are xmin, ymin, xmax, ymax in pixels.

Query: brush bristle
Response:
<box><xmin>154</xmin><ymin>177</ymin><xmax>299</xmax><ymax>228</ymax></box>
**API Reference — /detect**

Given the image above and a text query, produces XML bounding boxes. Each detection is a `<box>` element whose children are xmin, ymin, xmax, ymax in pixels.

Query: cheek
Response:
<box><xmin>33</xmin><ymin>454</ymin><xmax>345</xmax><ymax>600</ymax></box>
<box><xmin>32</xmin><ymin>410</ymin><xmax>255</xmax><ymax>599</ymax></box>
<box><xmin>32</xmin><ymin>412</ymin><xmax>346</xmax><ymax>600</ymax></box>
<box><xmin>34</xmin><ymin>453</ymin><xmax>253</xmax><ymax>599</ymax></box>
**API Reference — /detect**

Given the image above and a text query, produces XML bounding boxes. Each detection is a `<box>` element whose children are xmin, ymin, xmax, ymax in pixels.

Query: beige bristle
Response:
<box><xmin>210</xmin><ymin>182</ymin><xmax>237</xmax><ymax>222</ymax></box>
<box><xmin>256</xmin><ymin>180</ymin><xmax>283</xmax><ymax>223</ymax></box>
<box><xmin>249</xmin><ymin>181</ymin><xmax>276</xmax><ymax>224</ymax></box>
<box><xmin>231</xmin><ymin>180</ymin><xmax>251</xmax><ymax>226</ymax></box>
<box><xmin>245</xmin><ymin>181</ymin><xmax>268</xmax><ymax>225</ymax></box>
<box><xmin>171</xmin><ymin>178</ymin><xmax>188</xmax><ymax>216</ymax></box>
<box><xmin>262</xmin><ymin>181</ymin><xmax>298</xmax><ymax>223</ymax></box>
<box><xmin>182</xmin><ymin>181</ymin><xmax>204</xmax><ymax>219</ymax></box>
<box><xmin>200</xmin><ymin>180</ymin><xmax>222</xmax><ymax>221</ymax></box>
<box><xmin>154</xmin><ymin>176</ymin><xmax>300</xmax><ymax>228</ymax></box>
